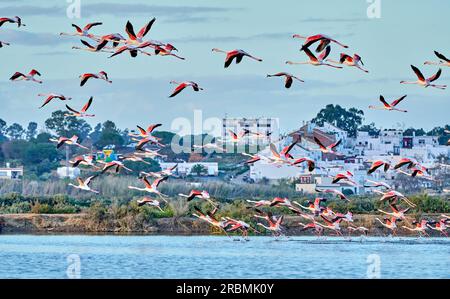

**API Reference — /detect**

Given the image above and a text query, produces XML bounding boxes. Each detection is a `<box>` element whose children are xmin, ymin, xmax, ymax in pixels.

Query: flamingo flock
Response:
<box><xmin>0</xmin><ymin>14</ymin><xmax>448</xmax><ymax>241</ymax></box>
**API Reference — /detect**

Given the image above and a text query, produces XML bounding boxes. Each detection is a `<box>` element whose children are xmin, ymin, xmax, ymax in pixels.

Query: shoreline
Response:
<box><xmin>0</xmin><ymin>213</ymin><xmax>445</xmax><ymax>236</ymax></box>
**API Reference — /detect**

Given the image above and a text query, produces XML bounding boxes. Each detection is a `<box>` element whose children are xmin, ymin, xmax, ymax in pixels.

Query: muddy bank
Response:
<box><xmin>0</xmin><ymin>213</ymin><xmax>440</xmax><ymax>236</ymax></box>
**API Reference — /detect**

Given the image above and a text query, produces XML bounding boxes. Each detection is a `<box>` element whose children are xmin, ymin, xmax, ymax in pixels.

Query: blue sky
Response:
<box><xmin>0</xmin><ymin>0</ymin><xmax>449</xmax><ymax>135</ymax></box>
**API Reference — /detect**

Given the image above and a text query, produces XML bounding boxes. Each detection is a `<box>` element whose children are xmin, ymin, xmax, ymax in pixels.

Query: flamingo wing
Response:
<box><xmin>80</xmin><ymin>39</ymin><xmax>94</xmax><ymax>49</ymax></box>
<box><xmin>379</xmin><ymin>96</ymin><xmax>390</xmax><ymax>108</ymax></box>
<box><xmin>313</xmin><ymin>137</ymin><xmax>326</xmax><ymax>150</ymax></box>
<box><xmin>410</xmin><ymin>65</ymin><xmax>425</xmax><ymax>81</ymax></box>
<box><xmin>65</xmin><ymin>105</ymin><xmax>80</xmax><ymax>114</ymax></box>
<box><xmin>147</xmin><ymin>123</ymin><xmax>162</xmax><ymax>133</ymax></box>
<box><xmin>137</xmin><ymin>18</ymin><xmax>156</xmax><ymax>38</ymax></box>
<box><xmin>330</xmin><ymin>139</ymin><xmax>341</xmax><ymax>150</ymax></box>
<box><xmin>169</xmin><ymin>83</ymin><xmax>187</xmax><ymax>97</ymax></box>
<box><xmin>390</xmin><ymin>95</ymin><xmax>407</xmax><ymax>107</ymax></box>
<box><xmin>428</xmin><ymin>68</ymin><xmax>442</xmax><ymax>82</ymax></box>
<box><xmin>125</xmin><ymin>21</ymin><xmax>137</xmax><ymax>40</ymax></box>
<box><xmin>9</xmin><ymin>72</ymin><xmax>25</xmax><ymax>80</ymax></box>
<box><xmin>285</xmin><ymin>76</ymin><xmax>293</xmax><ymax>88</ymax></box>
<box><xmin>84</xmin><ymin>22</ymin><xmax>102</xmax><ymax>31</ymax></box>
<box><xmin>270</xmin><ymin>143</ymin><xmax>281</xmax><ymax>158</ymax></box>
<box><xmin>224</xmin><ymin>52</ymin><xmax>237</xmax><ymax>68</ymax></box>
<box><xmin>434</xmin><ymin>51</ymin><xmax>450</xmax><ymax>63</ymax></box>
<box><xmin>81</xmin><ymin>97</ymin><xmax>93</xmax><ymax>112</ymax></box>
<box><xmin>318</xmin><ymin>45</ymin><xmax>331</xmax><ymax>61</ymax></box>
<box><xmin>303</xmin><ymin>47</ymin><xmax>318</xmax><ymax>62</ymax></box>
<box><xmin>72</xmin><ymin>24</ymin><xmax>83</xmax><ymax>33</ymax></box>
<box><xmin>80</xmin><ymin>74</ymin><xmax>94</xmax><ymax>86</ymax></box>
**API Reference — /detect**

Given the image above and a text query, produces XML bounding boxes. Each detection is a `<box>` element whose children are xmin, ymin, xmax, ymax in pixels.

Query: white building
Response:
<box><xmin>56</xmin><ymin>167</ymin><xmax>80</xmax><ymax>179</ymax></box>
<box><xmin>0</xmin><ymin>164</ymin><xmax>23</xmax><ymax>180</ymax></box>
<box><xmin>159</xmin><ymin>162</ymin><xmax>219</xmax><ymax>176</ymax></box>
<box><xmin>222</xmin><ymin>117</ymin><xmax>279</xmax><ymax>145</ymax></box>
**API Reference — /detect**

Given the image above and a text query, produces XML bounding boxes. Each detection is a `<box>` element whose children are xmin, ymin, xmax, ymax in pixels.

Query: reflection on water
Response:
<box><xmin>0</xmin><ymin>235</ymin><xmax>448</xmax><ymax>278</ymax></box>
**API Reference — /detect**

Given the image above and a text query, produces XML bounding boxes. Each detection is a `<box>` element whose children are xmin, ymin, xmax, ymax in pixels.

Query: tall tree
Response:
<box><xmin>26</xmin><ymin>122</ymin><xmax>38</xmax><ymax>140</ymax></box>
<box><xmin>6</xmin><ymin>123</ymin><xmax>25</xmax><ymax>140</ymax></box>
<box><xmin>0</xmin><ymin>118</ymin><xmax>7</xmax><ymax>141</ymax></box>
<box><xmin>45</xmin><ymin>110</ymin><xmax>91</xmax><ymax>140</ymax></box>
<box><xmin>94</xmin><ymin>120</ymin><xmax>124</xmax><ymax>149</ymax></box>
<box><xmin>312</xmin><ymin>104</ymin><xmax>364</xmax><ymax>137</ymax></box>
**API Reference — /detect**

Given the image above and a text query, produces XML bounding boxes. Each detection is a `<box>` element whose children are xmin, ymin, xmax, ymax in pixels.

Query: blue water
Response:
<box><xmin>0</xmin><ymin>235</ymin><xmax>448</xmax><ymax>278</ymax></box>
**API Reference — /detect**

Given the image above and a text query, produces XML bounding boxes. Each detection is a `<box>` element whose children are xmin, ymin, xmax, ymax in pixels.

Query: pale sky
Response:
<box><xmin>0</xmin><ymin>0</ymin><xmax>449</xmax><ymax>136</ymax></box>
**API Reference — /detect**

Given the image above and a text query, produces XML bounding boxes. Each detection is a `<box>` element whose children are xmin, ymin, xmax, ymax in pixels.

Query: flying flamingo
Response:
<box><xmin>178</xmin><ymin>190</ymin><xmax>217</xmax><ymax>206</ymax></box>
<box><xmin>253</xmin><ymin>209</ymin><xmax>284</xmax><ymax>237</ymax></box>
<box><xmin>402</xmin><ymin>220</ymin><xmax>430</xmax><ymax>237</ymax></box>
<box><xmin>69</xmin><ymin>155</ymin><xmax>98</xmax><ymax>169</ymax></box>
<box><xmin>315</xmin><ymin>187</ymin><xmax>349</xmax><ymax>201</ymax></box>
<box><xmin>313</xmin><ymin>136</ymin><xmax>342</xmax><ymax>154</ymax></box>
<box><xmin>168</xmin><ymin>81</ymin><xmax>203</xmax><ymax>97</ymax></box>
<box><xmin>141</xmin><ymin>164</ymin><xmax>178</xmax><ymax>179</ymax></box>
<box><xmin>332</xmin><ymin>171</ymin><xmax>357</xmax><ymax>186</ymax></box>
<box><xmin>364</xmin><ymin>179</ymin><xmax>392</xmax><ymax>190</ymax></box>
<box><xmin>65</xmin><ymin>97</ymin><xmax>95</xmax><ymax>117</ymax></box>
<box><xmin>400</xmin><ymin>65</ymin><xmax>446</xmax><ymax>89</ymax></box>
<box><xmin>327</xmin><ymin>53</ymin><xmax>369</xmax><ymax>73</ymax></box>
<box><xmin>211</xmin><ymin>48</ymin><xmax>262</xmax><ymax>68</ymax></box>
<box><xmin>294</xmin><ymin>198</ymin><xmax>327</xmax><ymax>216</ymax></box>
<box><xmin>72</xmin><ymin>39</ymin><xmax>111</xmax><ymax>53</ymax></box>
<box><xmin>393</xmin><ymin>158</ymin><xmax>422</xmax><ymax>171</ymax></box>
<box><xmin>129</xmin><ymin>124</ymin><xmax>162</xmax><ymax>139</ymax></box>
<box><xmin>50</xmin><ymin>135</ymin><xmax>88</xmax><ymax>150</ymax></box>
<box><xmin>316</xmin><ymin>215</ymin><xmax>344</xmax><ymax>236</ymax></box>
<box><xmin>427</xmin><ymin>219</ymin><xmax>448</xmax><ymax>237</ymax></box>
<box><xmin>369</xmin><ymin>95</ymin><xmax>407</xmax><ymax>113</ymax></box>
<box><xmin>348</xmin><ymin>226</ymin><xmax>369</xmax><ymax>236</ymax></box>
<box><xmin>292</xmin><ymin>33</ymin><xmax>348</xmax><ymax>52</ymax></box>
<box><xmin>375</xmin><ymin>217</ymin><xmax>400</xmax><ymax>236</ymax></box>
<box><xmin>374</xmin><ymin>189</ymin><xmax>416</xmax><ymax>207</ymax></box>
<box><xmin>424</xmin><ymin>51</ymin><xmax>450</xmax><ymax>67</ymax></box>
<box><xmin>128</xmin><ymin>176</ymin><xmax>169</xmax><ymax>201</ymax></box>
<box><xmin>377</xmin><ymin>204</ymin><xmax>410</xmax><ymax>221</ymax></box>
<box><xmin>60</xmin><ymin>22</ymin><xmax>102</xmax><ymax>38</ymax></box>
<box><xmin>193</xmin><ymin>206</ymin><xmax>230</xmax><ymax>237</ymax></box>
<box><xmin>299</xmin><ymin>222</ymin><xmax>324</xmax><ymax>236</ymax></box>
<box><xmin>0</xmin><ymin>41</ymin><xmax>10</xmax><ymax>48</ymax></box>
<box><xmin>223</xmin><ymin>217</ymin><xmax>259</xmax><ymax>239</ymax></box>
<box><xmin>270</xmin><ymin>197</ymin><xmax>294</xmax><ymax>208</ymax></box>
<box><xmin>367</xmin><ymin>160</ymin><xmax>391</xmax><ymax>174</ymax></box>
<box><xmin>137</xmin><ymin>197</ymin><xmax>164</xmax><ymax>212</ymax></box>
<box><xmin>286</xmin><ymin>46</ymin><xmax>342</xmax><ymax>68</ymax></box>
<box><xmin>227</xmin><ymin>130</ymin><xmax>247</xmax><ymax>143</ymax></box>
<box><xmin>68</xmin><ymin>176</ymin><xmax>99</xmax><ymax>193</ymax></box>
<box><xmin>246</xmin><ymin>199</ymin><xmax>272</xmax><ymax>207</ymax></box>
<box><xmin>0</xmin><ymin>16</ymin><xmax>25</xmax><ymax>27</ymax></box>
<box><xmin>10</xmin><ymin>69</ymin><xmax>42</xmax><ymax>84</ymax></box>
<box><xmin>291</xmin><ymin>157</ymin><xmax>316</xmax><ymax>171</ymax></box>
<box><xmin>101</xmin><ymin>160</ymin><xmax>133</xmax><ymax>174</ymax></box>
<box><xmin>38</xmin><ymin>93</ymin><xmax>72</xmax><ymax>108</ymax></box>
<box><xmin>79</xmin><ymin>71</ymin><xmax>111</xmax><ymax>86</ymax></box>
<box><xmin>267</xmin><ymin>72</ymin><xmax>304</xmax><ymax>88</ymax></box>
<box><xmin>153</xmin><ymin>44</ymin><xmax>185</xmax><ymax>60</ymax></box>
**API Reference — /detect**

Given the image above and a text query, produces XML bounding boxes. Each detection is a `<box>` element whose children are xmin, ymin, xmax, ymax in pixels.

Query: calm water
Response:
<box><xmin>0</xmin><ymin>235</ymin><xmax>448</xmax><ymax>279</ymax></box>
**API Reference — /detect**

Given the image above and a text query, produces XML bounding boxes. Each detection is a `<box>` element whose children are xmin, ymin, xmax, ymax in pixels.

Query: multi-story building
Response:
<box><xmin>222</xmin><ymin>117</ymin><xmax>279</xmax><ymax>145</ymax></box>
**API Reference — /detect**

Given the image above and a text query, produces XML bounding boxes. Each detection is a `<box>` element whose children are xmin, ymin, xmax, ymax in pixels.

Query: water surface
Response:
<box><xmin>0</xmin><ymin>235</ymin><xmax>448</xmax><ymax>278</ymax></box>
